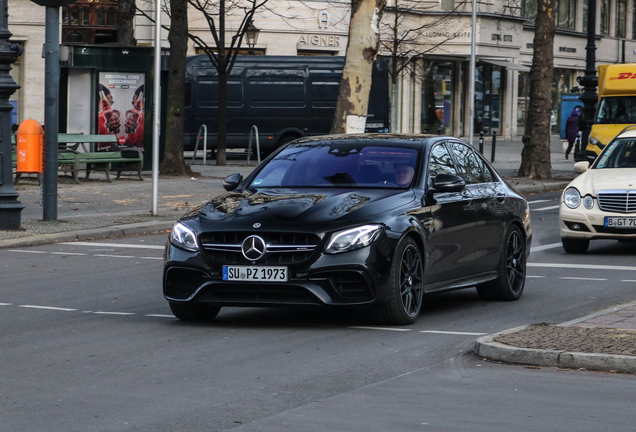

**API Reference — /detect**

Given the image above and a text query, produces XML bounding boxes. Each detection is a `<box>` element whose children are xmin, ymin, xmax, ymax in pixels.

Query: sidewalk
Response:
<box><xmin>6</xmin><ymin>136</ymin><xmax>634</xmax><ymax>374</ymax></box>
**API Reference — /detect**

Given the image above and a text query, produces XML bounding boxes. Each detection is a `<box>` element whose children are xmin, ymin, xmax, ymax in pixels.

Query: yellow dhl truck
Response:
<box><xmin>587</xmin><ymin>64</ymin><xmax>636</xmax><ymax>161</ymax></box>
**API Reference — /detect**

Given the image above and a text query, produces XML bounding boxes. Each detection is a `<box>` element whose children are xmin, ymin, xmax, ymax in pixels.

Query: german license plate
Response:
<box><xmin>605</xmin><ymin>217</ymin><xmax>636</xmax><ymax>228</ymax></box>
<box><xmin>222</xmin><ymin>266</ymin><xmax>288</xmax><ymax>282</ymax></box>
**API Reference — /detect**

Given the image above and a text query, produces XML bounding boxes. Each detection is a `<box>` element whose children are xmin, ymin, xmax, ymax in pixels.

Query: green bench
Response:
<box><xmin>12</xmin><ymin>133</ymin><xmax>144</xmax><ymax>184</ymax></box>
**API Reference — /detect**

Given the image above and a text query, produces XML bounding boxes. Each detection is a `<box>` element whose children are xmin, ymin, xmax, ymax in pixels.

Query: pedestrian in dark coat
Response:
<box><xmin>565</xmin><ymin>109</ymin><xmax>580</xmax><ymax>159</ymax></box>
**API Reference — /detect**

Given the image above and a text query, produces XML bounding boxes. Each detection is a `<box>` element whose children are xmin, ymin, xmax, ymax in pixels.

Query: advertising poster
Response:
<box><xmin>97</xmin><ymin>72</ymin><xmax>145</xmax><ymax>150</ymax></box>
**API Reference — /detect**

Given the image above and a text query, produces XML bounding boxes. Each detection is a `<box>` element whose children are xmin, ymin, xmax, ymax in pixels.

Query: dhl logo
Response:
<box><xmin>609</xmin><ymin>72</ymin><xmax>636</xmax><ymax>79</ymax></box>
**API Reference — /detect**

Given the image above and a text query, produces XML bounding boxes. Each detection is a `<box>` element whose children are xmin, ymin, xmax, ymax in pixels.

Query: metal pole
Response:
<box><xmin>0</xmin><ymin>0</ymin><xmax>24</xmax><ymax>230</ymax></box>
<box><xmin>575</xmin><ymin>0</ymin><xmax>597</xmax><ymax>162</ymax></box>
<box><xmin>491</xmin><ymin>130</ymin><xmax>497</xmax><ymax>162</ymax></box>
<box><xmin>468</xmin><ymin>0</ymin><xmax>477</xmax><ymax>147</ymax></box>
<box><xmin>42</xmin><ymin>6</ymin><xmax>60</xmax><ymax>221</ymax></box>
<box><xmin>151</xmin><ymin>0</ymin><xmax>161</xmax><ymax>215</ymax></box>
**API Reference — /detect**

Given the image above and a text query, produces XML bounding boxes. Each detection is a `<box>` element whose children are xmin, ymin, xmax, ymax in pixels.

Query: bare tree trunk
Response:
<box><xmin>518</xmin><ymin>0</ymin><xmax>555</xmax><ymax>179</ymax></box>
<box><xmin>160</xmin><ymin>0</ymin><xmax>194</xmax><ymax>176</ymax></box>
<box><xmin>118</xmin><ymin>0</ymin><xmax>137</xmax><ymax>45</ymax></box>
<box><xmin>331</xmin><ymin>0</ymin><xmax>386</xmax><ymax>134</ymax></box>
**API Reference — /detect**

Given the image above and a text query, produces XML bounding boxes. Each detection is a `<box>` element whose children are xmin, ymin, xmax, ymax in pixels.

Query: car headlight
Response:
<box><xmin>563</xmin><ymin>187</ymin><xmax>581</xmax><ymax>209</ymax></box>
<box><xmin>583</xmin><ymin>195</ymin><xmax>594</xmax><ymax>210</ymax></box>
<box><xmin>325</xmin><ymin>224</ymin><xmax>384</xmax><ymax>254</ymax></box>
<box><xmin>170</xmin><ymin>222</ymin><xmax>199</xmax><ymax>252</ymax></box>
<box><xmin>589</xmin><ymin>136</ymin><xmax>600</xmax><ymax>146</ymax></box>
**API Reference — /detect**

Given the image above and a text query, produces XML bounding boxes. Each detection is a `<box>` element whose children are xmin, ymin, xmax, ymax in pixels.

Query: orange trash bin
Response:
<box><xmin>16</xmin><ymin>119</ymin><xmax>44</xmax><ymax>174</ymax></box>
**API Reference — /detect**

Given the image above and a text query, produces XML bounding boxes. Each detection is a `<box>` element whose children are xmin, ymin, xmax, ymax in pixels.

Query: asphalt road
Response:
<box><xmin>2</xmin><ymin>191</ymin><xmax>636</xmax><ymax>431</ymax></box>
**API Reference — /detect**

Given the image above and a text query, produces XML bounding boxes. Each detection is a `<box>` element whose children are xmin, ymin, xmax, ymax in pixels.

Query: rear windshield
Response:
<box><xmin>594</xmin><ymin>137</ymin><xmax>636</xmax><ymax>168</ymax></box>
<box><xmin>250</xmin><ymin>144</ymin><xmax>419</xmax><ymax>188</ymax></box>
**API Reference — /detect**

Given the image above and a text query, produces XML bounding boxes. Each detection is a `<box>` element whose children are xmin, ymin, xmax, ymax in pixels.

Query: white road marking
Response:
<box><xmin>527</xmin><ymin>199</ymin><xmax>552</xmax><ymax>204</ymax></box>
<box><xmin>560</xmin><ymin>277</ymin><xmax>608</xmax><ymax>281</ymax></box>
<box><xmin>93</xmin><ymin>311</ymin><xmax>135</xmax><ymax>316</ymax></box>
<box><xmin>533</xmin><ymin>205</ymin><xmax>561</xmax><ymax>211</ymax></box>
<box><xmin>8</xmin><ymin>250</ymin><xmax>46</xmax><ymax>254</ymax></box>
<box><xmin>50</xmin><ymin>252</ymin><xmax>86</xmax><ymax>256</ymax></box>
<box><xmin>0</xmin><ymin>303</ymin><xmax>13</xmax><ymax>306</ymax></box>
<box><xmin>19</xmin><ymin>305</ymin><xmax>77</xmax><ymax>311</ymax></box>
<box><xmin>350</xmin><ymin>326</ymin><xmax>412</xmax><ymax>332</ymax></box>
<box><xmin>527</xmin><ymin>275</ymin><xmax>546</xmax><ymax>278</ymax></box>
<box><xmin>63</xmin><ymin>242</ymin><xmax>164</xmax><ymax>250</ymax></box>
<box><xmin>530</xmin><ymin>243</ymin><xmax>562</xmax><ymax>252</ymax></box>
<box><xmin>529</xmin><ymin>262</ymin><xmax>636</xmax><ymax>271</ymax></box>
<box><xmin>140</xmin><ymin>257</ymin><xmax>163</xmax><ymax>260</ymax></box>
<box><xmin>93</xmin><ymin>254</ymin><xmax>136</xmax><ymax>259</ymax></box>
<box><xmin>421</xmin><ymin>330</ymin><xmax>487</xmax><ymax>336</ymax></box>
<box><xmin>146</xmin><ymin>314</ymin><xmax>175</xmax><ymax>318</ymax></box>
<box><xmin>621</xmin><ymin>280</ymin><xmax>636</xmax><ymax>283</ymax></box>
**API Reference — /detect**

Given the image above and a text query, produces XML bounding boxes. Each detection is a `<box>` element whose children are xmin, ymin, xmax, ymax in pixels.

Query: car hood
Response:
<box><xmin>567</xmin><ymin>168</ymin><xmax>636</xmax><ymax>195</ymax></box>
<box><xmin>194</xmin><ymin>188</ymin><xmax>416</xmax><ymax>225</ymax></box>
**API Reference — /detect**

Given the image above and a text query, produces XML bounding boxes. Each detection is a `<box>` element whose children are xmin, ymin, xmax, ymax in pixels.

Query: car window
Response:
<box><xmin>427</xmin><ymin>143</ymin><xmax>457</xmax><ymax>181</ymax></box>
<box><xmin>595</xmin><ymin>138</ymin><xmax>636</xmax><ymax>168</ymax></box>
<box><xmin>250</xmin><ymin>144</ymin><xmax>419</xmax><ymax>188</ymax></box>
<box><xmin>449</xmin><ymin>142</ymin><xmax>493</xmax><ymax>184</ymax></box>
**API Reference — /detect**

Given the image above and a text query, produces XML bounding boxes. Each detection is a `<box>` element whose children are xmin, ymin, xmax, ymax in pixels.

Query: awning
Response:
<box><xmin>479</xmin><ymin>59</ymin><xmax>531</xmax><ymax>72</ymax></box>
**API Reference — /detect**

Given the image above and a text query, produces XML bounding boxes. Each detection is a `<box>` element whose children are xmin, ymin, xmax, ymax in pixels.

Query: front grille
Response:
<box><xmin>164</xmin><ymin>267</ymin><xmax>209</xmax><ymax>299</ymax></box>
<box><xmin>200</xmin><ymin>231</ymin><xmax>321</xmax><ymax>264</ymax></box>
<box><xmin>593</xmin><ymin>225</ymin><xmax>636</xmax><ymax>235</ymax></box>
<box><xmin>197</xmin><ymin>284</ymin><xmax>320</xmax><ymax>304</ymax></box>
<box><xmin>597</xmin><ymin>190</ymin><xmax>636</xmax><ymax>213</ymax></box>
<box><xmin>311</xmin><ymin>271</ymin><xmax>373</xmax><ymax>301</ymax></box>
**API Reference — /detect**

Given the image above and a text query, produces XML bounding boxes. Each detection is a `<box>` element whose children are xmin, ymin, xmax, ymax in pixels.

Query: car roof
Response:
<box><xmin>292</xmin><ymin>133</ymin><xmax>452</xmax><ymax>148</ymax></box>
<box><xmin>616</xmin><ymin>126</ymin><xmax>636</xmax><ymax>139</ymax></box>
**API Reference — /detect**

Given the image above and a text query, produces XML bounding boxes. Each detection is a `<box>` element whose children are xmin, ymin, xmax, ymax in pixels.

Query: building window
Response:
<box><xmin>617</xmin><ymin>0</ymin><xmax>627</xmax><ymax>38</ymax></box>
<box><xmin>633</xmin><ymin>0</ymin><xmax>636</xmax><ymax>39</ymax></box>
<box><xmin>441</xmin><ymin>0</ymin><xmax>455</xmax><ymax>11</ymax></box>
<box><xmin>583</xmin><ymin>0</ymin><xmax>588</xmax><ymax>33</ymax></box>
<box><xmin>555</xmin><ymin>0</ymin><xmax>575</xmax><ymax>30</ymax></box>
<box><xmin>62</xmin><ymin>1</ymin><xmax>118</xmax><ymax>45</ymax></box>
<box><xmin>600</xmin><ymin>0</ymin><xmax>610</xmax><ymax>34</ymax></box>
<box><xmin>522</xmin><ymin>0</ymin><xmax>537</xmax><ymax>22</ymax></box>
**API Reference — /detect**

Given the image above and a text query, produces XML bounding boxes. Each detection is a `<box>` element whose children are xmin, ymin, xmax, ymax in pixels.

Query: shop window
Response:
<box><xmin>97</xmin><ymin>9</ymin><xmax>105</xmax><ymax>26</ymax></box>
<box><xmin>617</xmin><ymin>0</ymin><xmax>627</xmax><ymax>38</ymax></box>
<box><xmin>421</xmin><ymin>60</ymin><xmax>454</xmax><ymax>135</ymax></box>
<box><xmin>107</xmin><ymin>10</ymin><xmax>116</xmax><ymax>26</ymax></box>
<box><xmin>522</xmin><ymin>0</ymin><xmax>537</xmax><ymax>22</ymax></box>
<box><xmin>600</xmin><ymin>0</ymin><xmax>610</xmax><ymax>35</ymax></box>
<box><xmin>555</xmin><ymin>0</ymin><xmax>575</xmax><ymax>30</ymax></box>
<box><xmin>81</xmin><ymin>8</ymin><xmax>89</xmax><ymax>25</ymax></box>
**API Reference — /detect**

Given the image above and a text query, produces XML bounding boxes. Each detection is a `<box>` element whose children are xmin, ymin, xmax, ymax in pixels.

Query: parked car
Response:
<box><xmin>560</xmin><ymin>127</ymin><xmax>636</xmax><ymax>253</ymax></box>
<box><xmin>163</xmin><ymin>134</ymin><xmax>532</xmax><ymax>325</ymax></box>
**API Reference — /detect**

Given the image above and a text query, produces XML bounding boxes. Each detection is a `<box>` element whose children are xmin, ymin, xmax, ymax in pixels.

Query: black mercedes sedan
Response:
<box><xmin>163</xmin><ymin>134</ymin><xmax>532</xmax><ymax>325</ymax></box>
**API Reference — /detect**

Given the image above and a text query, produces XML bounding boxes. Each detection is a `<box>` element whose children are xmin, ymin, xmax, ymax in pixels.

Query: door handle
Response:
<box><xmin>461</xmin><ymin>191</ymin><xmax>472</xmax><ymax>205</ymax></box>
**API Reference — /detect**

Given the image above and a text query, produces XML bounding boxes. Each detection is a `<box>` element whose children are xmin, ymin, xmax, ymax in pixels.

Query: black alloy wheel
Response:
<box><xmin>376</xmin><ymin>237</ymin><xmax>424</xmax><ymax>325</ymax></box>
<box><xmin>477</xmin><ymin>225</ymin><xmax>526</xmax><ymax>301</ymax></box>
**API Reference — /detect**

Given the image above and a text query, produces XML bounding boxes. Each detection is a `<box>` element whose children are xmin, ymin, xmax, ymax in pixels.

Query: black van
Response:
<box><xmin>183</xmin><ymin>55</ymin><xmax>390</xmax><ymax>153</ymax></box>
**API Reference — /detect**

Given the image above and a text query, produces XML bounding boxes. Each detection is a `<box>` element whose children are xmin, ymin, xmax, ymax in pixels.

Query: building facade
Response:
<box><xmin>8</xmin><ymin>0</ymin><xmax>636</xmax><ymax>139</ymax></box>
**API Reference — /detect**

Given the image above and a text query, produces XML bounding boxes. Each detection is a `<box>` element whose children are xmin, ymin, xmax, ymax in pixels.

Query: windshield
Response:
<box><xmin>594</xmin><ymin>137</ymin><xmax>636</xmax><ymax>168</ymax></box>
<box><xmin>595</xmin><ymin>97</ymin><xmax>636</xmax><ymax>124</ymax></box>
<box><xmin>250</xmin><ymin>144</ymin><xmax>419</xmax><ymax>188</ymax></box>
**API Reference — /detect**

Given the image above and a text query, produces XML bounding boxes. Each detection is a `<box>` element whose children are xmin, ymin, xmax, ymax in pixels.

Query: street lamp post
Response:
<box><xmin>0</xmin><ymin>0</ymin><xmax>25</xmax><ymax>230</ymax></box>
<box><xmin>245</xmin><ymin>21</ymin><xmax>260</xmax><ymax>55</ymax></box>
<box><xmin>575</xmin><ymin>0</ymin><xmax>597</xmax><ymax>162</ymax></box>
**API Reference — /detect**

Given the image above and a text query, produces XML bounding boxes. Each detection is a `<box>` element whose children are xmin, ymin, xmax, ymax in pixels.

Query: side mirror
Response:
<box><xmin>573</xmin><ymin>161</ymin><xmax>590</xmax><ymax>174</ymax></box>
<box><xmin>432</xmin><ymin>173</ymin><xmax>466</xmax><ymax>193</ymax></box>
<box><xmin>223</xmin><ymin>173</ymin><xmax>243</xmax><ymax>191</ymax></box>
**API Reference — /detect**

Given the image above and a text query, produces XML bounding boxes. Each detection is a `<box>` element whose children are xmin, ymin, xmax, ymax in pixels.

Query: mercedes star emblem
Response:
<box><xmin>241</xmin><ymin>235</ymin><xmax>267</xmax><ymax>261</ymax></box>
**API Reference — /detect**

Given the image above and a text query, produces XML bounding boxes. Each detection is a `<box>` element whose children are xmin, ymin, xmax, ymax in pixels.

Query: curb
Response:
<box><xmin>507</xmin><ymin>181</ymin><xmax>570</xmax><ymax>194</ymax></box>
<box><xmin>474</xmin><ymin>326</ymin><xmax>636</xmax><ymax>374</ymax></box>
<box><xmin>0</xmin><ymin>220</ymin><xmax>175</xmax><ymax>249</ymax></box>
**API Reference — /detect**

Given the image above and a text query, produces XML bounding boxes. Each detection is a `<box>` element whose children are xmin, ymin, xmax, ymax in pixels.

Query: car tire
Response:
<box><xmin>375</xmin><ymin>237</ymin><xmax>424</xmax><ymax>326</ymax></box>
<box><xmin>476</xmin><ymin>225</ymin><xmax>526</xmax><ymax>301</ymax></box>
<box><xmin>169</xmin><ymin>302</ymin><xmax>221</xmax><ymax>321</ymax></box>
<box><xmin>561</xmin><ymin>237</ymin><xmax>590</xmax><ymax>254</ymax></box>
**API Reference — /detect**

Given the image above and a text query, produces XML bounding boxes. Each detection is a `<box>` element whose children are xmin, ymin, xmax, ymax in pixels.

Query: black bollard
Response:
<box><xmin>491</xmin><ymin>130</ymin><xmax>497</xmax><ymax>163</ymax></box>
<box><xmin>479</xmin><ymin>131</ymin><xmax>484</xmax><ymax>154</ymax></box>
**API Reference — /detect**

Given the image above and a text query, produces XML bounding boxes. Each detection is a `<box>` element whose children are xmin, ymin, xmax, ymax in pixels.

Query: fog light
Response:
<box><xmin>571</xmin><ymin>223</ymin><xmax>581</xmax><ymax>231</ymax></box>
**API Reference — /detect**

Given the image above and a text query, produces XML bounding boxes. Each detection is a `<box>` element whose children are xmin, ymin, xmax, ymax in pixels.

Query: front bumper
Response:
<box><xmin>559</xmin><ymin>203</ymin><xmax>636</xmax><ymax>240</ymax></box>
<box><xmin>163</xmin><ymin>242</ymin><xmax>395</xmax><ymax>308</ymax></box>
